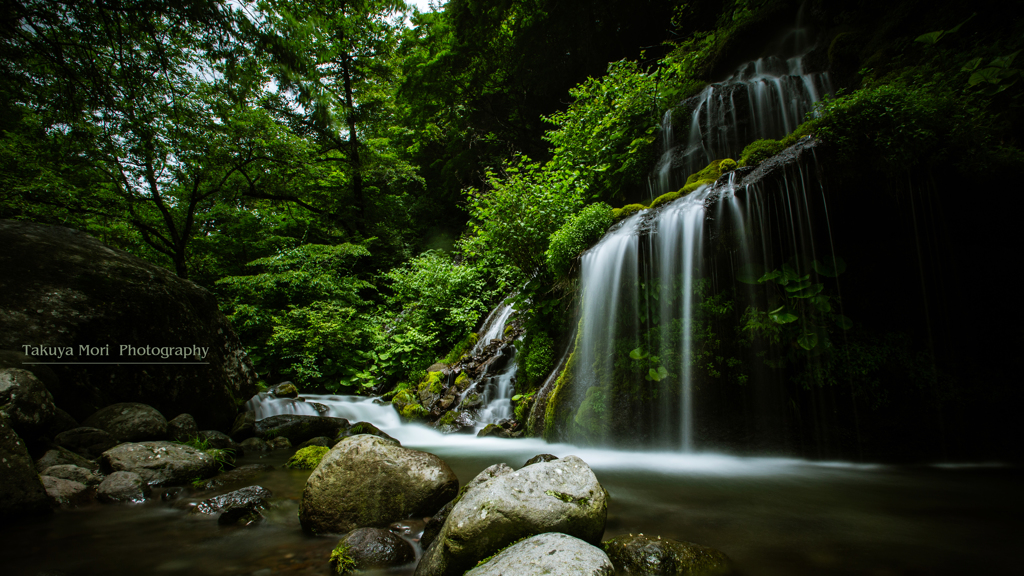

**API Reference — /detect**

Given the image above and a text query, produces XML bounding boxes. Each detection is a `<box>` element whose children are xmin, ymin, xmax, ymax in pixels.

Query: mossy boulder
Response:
<box><xmin>0</xmin><ymin>368</ymin><xmax>59</xmax><ymax>440</ymax></box>
<box><xmin>299</xmin><ymin>435</ymin><xmax>459</xmax><ymax>535</ymax></box>
<box><xmin>0</xmin><ymin>220</ymin><xmax>259</xmax><ymax>431</ymax></box>
<box><xmin>254</xmin><ymin>414</ymin><xmax>351</xmax><ymax>444</ymax></box>
<box><xmin>738</xmin><ymin>139</ymin><xmax>786</xmax><ymax>167</ymax></box>
<box><xmin>601</xmin><ymin>533</ymin><xmax>735</xmax><ymax>575</ymax></box>
<box><xmin>84</xmin><ymin>402</ymin><xmax>168</xmax><ymax>442</ymax></box>
<box><xmin>415</xmin><ymin>456</ymin><xmax>608</xmax><ymax>576</ymax></box>
<box><xmin>285</xmin><ymin>446</ymin><xmax>330</xmax><ymax>470</ymax></box>
<box><xmin>612</xmin><ymin>203</ymin><xmax>648</xmax><ymax>222</ymax></box>
<box><xmin>269</xmin><ymin>382</ymin><xmax>299</xmax><ymax>398</ymax></box>
<box><xmin>100</xmin><ymin>441</ymin><xmax>219</xmax><ymax>487</ymax></box>
<box><xmin>331</xmin><ymin>527</ymin><xmax>415</xmax><ymax>574</ymax></box>
<box><xmin>466</xmin><ymin>533</ymin><xmax>614</xmax><ymax>576</ymax></box>
<box><xmin>0</xmin><ymin>415</ymin><xmax>51</xmax><ymax>518</ymax></box>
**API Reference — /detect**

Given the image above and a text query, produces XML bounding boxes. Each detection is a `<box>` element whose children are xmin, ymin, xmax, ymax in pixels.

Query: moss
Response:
<box><xmin>738</xmin><ymin>139</ymin><xmax>786</xmax><ymax>167</ymax></box>
<box><xmin>649</xmin><ymin>190</ymin><xmax>682</xmax><ymax>209</ymax></box>
<box><xmin>543</xmin><ymin>327</ymin><xmax>581</xmax><ymax>441</ymax></box>
<box><xmin>503</xmin><ymin>324</ymin><xmax>514</xmax><ymax>338</ymax></box>
<box><xmin>719</xmin><ymin>158</ymin><xmax>737</xmax><ymax>172</ymax></box>
<box><xmin>684</xmin><ymin>158</ymin><xmax>724</xmax><ymax>186</ymax></box>
<box><xmin>611</xmin><ymin>203</ymin><xmax>647</xmax><ymax>222</ymax></box>
<box><xmin>329</xmin><ymin>543</ymin><xmax>357</xmax><ymax>575</ymax></box>
<box><xmin>285</xmin><ymin>445</ymin><xmax>330</xmax><ymax>470</ymax></box>
<box><xmin>544</xmin><ymin>489</ymin><xmax>590</xmax><ymax>506</ymax></box>
<box><xmin>454</xmin><ymin>372</ymin><xmax>470</xmax><ymax>389</ymax></box>
<box><xmin>442</xmin><ymin>332</ymin><xmax>478</xmax><ymax>364</ymax></box>
<box><xmin>438</xmin><ymin>410</ymin><xmax>457</xmax><ymax>428</ymax></box>
<box><xmin>400</xmin><ymin>402</ymin><xmax>429</xmax><ymax>420</ymax></box>
<box><xmin>417</xmin><ymin>371</ymin><xmax>445</xmax><ymax>395</ymax></box>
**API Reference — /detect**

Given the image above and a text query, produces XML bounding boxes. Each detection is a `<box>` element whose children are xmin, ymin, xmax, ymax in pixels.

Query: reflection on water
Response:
<box><xmin>3</xmin><ymin>395</ymin><xmax>1017</xmax><ymax>575</ymax></box>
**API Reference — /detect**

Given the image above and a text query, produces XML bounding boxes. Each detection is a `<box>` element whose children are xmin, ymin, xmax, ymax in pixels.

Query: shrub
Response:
<box><xmin>545</xmin><ymin>202</ymin><xmax>614</xmax><ymax>278</ymax></box>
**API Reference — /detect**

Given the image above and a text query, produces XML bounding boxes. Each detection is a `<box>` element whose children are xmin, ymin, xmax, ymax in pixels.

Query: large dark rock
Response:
<box><xmin>191</xmin><ymin>485</ymin><xmax>272</xmax><ymax>515</ymax></box>
<box><xmin>299</xmin><ymin>435</ymin><xmax>459</xmax><ymax>535</ymax></box>
<box><xmin>229</xmin><ymin>411</ymin><xmax>255</xmax><ymax>441</ymax></box>
<box><xmin>331</xmin><ymin>527</ymin><xmax>415</xmax><ymax>572</ymax></box>
<box><xmin>415</xmin><ymin>456</ymin><xmax>609</xmax><ymax>576</ymax></box>
<box><xmin>191</xmin><ymin>463</ymin><xmax>274</xmax><ymax>492</ymax></box>
<box><xmin>97</xmin><ymin>470</ymin><xmax>149</xmax><ymax>503</ymax></box>
<box><xmin>254</xmin><ymin>414</ymin><xmax>350</xmax><ymax>445</ymax></box>
<box><xmin>101</xmin><ymin>441</ymin><xmax>219</xmax><ymax>486</ymax></box>
<box><xmin>601</xmin><ymin>533</ymin><xmax>735</xmax><ymax>575</ymax></box>
<box><xmin>466</xmin><ymin>533</ymin><xmax>614</xmax><ymax>576</ymax></box>
<box><xmin>0</xmin><ymin>416</ymin><xmax>51</xmax><ymax>517</ymax></box>
<box><xmin>0</xmin><ymin>220</ymin><xmax>259</xmax><ymax>431</ymax></box>
<box><xmin>41</xmin><ymin>475</ymin><xmax>97</xmax><ymax>508</ymax></box>
<box><xmin>35</xmin><ymin>446</ymin><xmax>99</xmax><ymax>472</ymax></box>
<box><xmin>83</xmin><ymin>402</ymin><xmax>168</xmax><ymax>442</ymax></box>
<box><xmin>0</xmin><ymin>367</ymin><xmax>58</xmax><ymax>439</ymax></box>
<box><xmin>167</xmin><ymin>413</ymin><xmax>198</xmax><ymax>442</ymax></box>
<box><xmin>41</xmin><ymin>464</ymin><xmax>104</xmax><ymax>486</ymax></box>
<box><xmin>54</xmin><ymin>426</ymin><xmax>119</xmax><ymax>458</ymax></box>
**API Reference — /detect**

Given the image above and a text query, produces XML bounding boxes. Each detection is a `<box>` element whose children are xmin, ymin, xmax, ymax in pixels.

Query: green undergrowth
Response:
<box><xmin>546</xmin><ymin>202</ymin><xmax>614</xmax><ymax>278</ymax></box>
<box><xmin>442</xmin><ymin>332</ymin><xmax>478</xmax><ymax>364</ymax></box>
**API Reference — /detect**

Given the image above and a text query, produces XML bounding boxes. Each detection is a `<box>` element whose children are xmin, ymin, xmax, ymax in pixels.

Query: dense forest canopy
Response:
<box><xmin>3</xmin><ymin>0</ymin><xmax>1022</xmax><ymax>459</ymax></box>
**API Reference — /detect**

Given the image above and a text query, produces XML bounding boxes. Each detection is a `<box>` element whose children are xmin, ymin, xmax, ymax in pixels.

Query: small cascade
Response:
<box><xmin>672</xmin><ymin>15</ymin><xmax>831</xmax><ymax>186</ymax></box>
<box><xmin>471</xmin><ymin>300</ymin><xmax>515</xmax><ymax>355</ymax></box>
<box><xmin>648</xmin><ymin>109</ymin><xmax>676</xmax><ymax>199</ymax></box>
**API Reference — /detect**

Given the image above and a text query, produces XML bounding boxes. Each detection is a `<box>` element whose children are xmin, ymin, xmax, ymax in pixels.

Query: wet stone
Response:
<box><xmin>42</xmin><ymin>464</ymin><xmax>104</xmax><ymax>486</ymax></box>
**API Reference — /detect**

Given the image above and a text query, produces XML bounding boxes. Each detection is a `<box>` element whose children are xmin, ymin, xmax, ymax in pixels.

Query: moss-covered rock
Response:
<box><xmin>416</xmin><ymin>456</ymin><xmax>608</xmax><ymax>576</ymax></box>
<box><xmin>601</xmin><ymin>533</ymin><xmax>736</xmax><ymax>575</ymax></box>
<box><xmin>332</xmin><ymin>527</ymin><xmax>415</xmax><ymax>573</ymax></box>
<box><xmin>650</xmin><ymin>190</ymin><xmax>683</xmax><ymax>209</ymax></box>
<box><xmin>612</xmin><ymin>203</ymin><xmax>648</xmax><ymax>222</ymax></box>
<box><xmin>299</xmin><ymin>435</ymin><xmax>458</xmax><ymax>535</ymax></box>
<box><xmin>443</xmin><ymin>333</ymin><xmax>479</xmax><ymax>365</ymax></box>
<box><xmin>285</xmin><ymin>446</ymin><xmax>330</xmax><ymax>470</ymax></box>
<box><xmin>738</xmin><ymin>139</ymin><xmax>786</xmax><ymax>167</ymax></box>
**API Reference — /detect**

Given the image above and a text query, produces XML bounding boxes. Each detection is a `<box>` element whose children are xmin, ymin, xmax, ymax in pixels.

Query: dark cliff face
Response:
<box><xmin>0</xmin><ymin>220</ymin><xmax>259</xmax><ymax>430</ymax></box>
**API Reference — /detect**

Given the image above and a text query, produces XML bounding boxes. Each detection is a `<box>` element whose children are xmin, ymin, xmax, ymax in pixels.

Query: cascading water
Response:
<box><xmin>471</xmin><ymin>300</ymin><xmax>515</xmax><ymax>355</ymax></box>
<box><xmin>469</xmin><ymin>300</ymin><xmax>519</xmax><ymax>427</ymax></box>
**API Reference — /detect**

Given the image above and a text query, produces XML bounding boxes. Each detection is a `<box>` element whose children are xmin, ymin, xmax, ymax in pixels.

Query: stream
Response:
<box><xmin>2</xmin><ymin>395</ymin><xmax>1018</xmax><ymax>575</ymax></box>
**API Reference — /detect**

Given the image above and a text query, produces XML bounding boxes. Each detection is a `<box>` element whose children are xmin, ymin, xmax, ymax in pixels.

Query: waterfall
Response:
<box><xmin>471</xmin><ymin>300</ymin><xmax>515</xmax><ymax>355</ymax></box>
<box><xmin>471</xmin><ymin>300</ymin><xmax>519</xmax><ymax>427</ymax></box>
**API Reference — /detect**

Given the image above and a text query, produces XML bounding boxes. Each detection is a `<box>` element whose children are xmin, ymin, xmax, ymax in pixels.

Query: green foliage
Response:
<box><xmin>545</xmin><ymin>202</ymin><xmax>614</xmax><ymax>278</ymax></box>
<box><xmin>962</xmin><ymin>50</ymin><xmax>1021</xmax><ymax>96</ymax></box>
<box><xmin>739</xmin><ymin>139</ymin><xmax>786</xmax><ymax>167</ymax></box>
<box><xmin>465</xmin><ymin>157</ymin><xmax>587</xmax><ymax>278</ymax></box>
<box><xmin>544</xmin><ymin>60</ymin><xmax>658</xmax><ymax>202</ymax></box>
<box><xmin>329</xmin><ymin>542</ymin><xmax>357</xmax><ymax>575</ymax></box>
<box><xmin>285</xmin><ymin>446</ymin><xmax>330</xmax><ymax>470</ymax></box>
<box><xmin>518</xmin><ymin>331</ymin><xmax>556</xmax><ymax>390</ymax></box>
<box><xmin>443</xmin><ymin>333</ymin><xmax>479</xmax><ymax>365</ymax></box>
<box><xmin>913</xmin><ymin>13</ymin><xmax>975</xmax><ymax>46</ymax></box>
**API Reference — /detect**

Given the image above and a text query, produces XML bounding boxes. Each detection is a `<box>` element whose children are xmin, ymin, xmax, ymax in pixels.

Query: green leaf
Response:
<box><xmin>811</xmin><ymin>295</ymin><xmax>831</xmax><ymax>313</ymax></box>
<box><xmin>629</xmin><ymin>347</ymin><xmax>649</xmax><ymax>360</ymax></box>
<box><xmin>790</xmin><ymin>283</ymin><xmax>825</xmax><ymax>299</ymax></box>
<box><xmin>784</xmin><ymin>279</ymin><xmax>813</xmax><ymax>292</ymax></box>
<box><xmin>758</xmin><ymin>270</ymin><xmax>783</xmax><ymax>284</ymax></box>
<box><xmin>914</xmin><ymin>31</ymin><xmax>944</xmax><ymax>45</ymax></box>
<box><xmin>797</xmin><ymin>333</ymin><xmax>819</xmax><ymax>350</ymax></box>
<box><xmin>769</xmin><ymin>309</ymin><xmax>799</xmax><ymax>324</ymax></box>
<box><xmin>657</xmin><ymin>366</ymin><xmax>669</xmax><ymax>379</ymax></box>
<box><xmin>969</xmin><ymin>67</ymin><xmax>1006</xmax><ymax>86</ymax></box>
<box><xmin>511</xmin><ymin>394</ymin><xmax>523</xmax><ymax>402</ymax></box>
<box><xmin>835</xmin><ymin>315</ymin><xmax>854</xmax><ymax>330</ymax></box>
<box><xmin>990</xmin><ymin>50</ymin><xmax>1021</xmax><ymax>69</ymax></box>
<box><xmin>648</xmin><ymin>368</ymin><xmax>663</xmax><ymax>381</ymax></box>
<box><xmin>962</xmin><ymin>57</ymin><xmax>984</xmax><ymax>72</ymax></box>
<box><xmin>781</xmin><ymin>263</ymin><xmax>801</xmax><ymax>282</ymax></box>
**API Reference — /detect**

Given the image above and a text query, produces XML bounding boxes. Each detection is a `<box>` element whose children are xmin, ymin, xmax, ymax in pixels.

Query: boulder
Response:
<box><xmin>602</xmin><ymin>534</ymin><xmax>735</xmax><ymax>575</ymax></box>
<box><xmin>524</xmin><ymin>454</ymin><xmax>559</xmax><ymax>466</ymax></box>
<box><xmin>465</xmin><ymin>533</ymin><xmax>614</xmax><ymax>576</ymax></box>
<box><xmin>0</xmin><ymin>368</ymin><xmax>58</xmax><ymax>438</ymax></box>
<box><xmin>35</xmin><ymin>446</ymin><xmax>99</xmax><ymax>472</ymax></box>
<box><xmin>420</xmin><ymin>497</ymin><xmax>455</xmax><ymax>548</ymax></box>
<box><xmin>0</xmin><ymin>220</ymin><xmax>259</xmax><ymax>430</ymax></box>
<box><xmin>0</xmin><ymin>350</ymin><xmax>59</xmax><ymax>392</ymax></box>
<box><xmin>267</xmin><ymin>436</ymin><xmax>292</xmax><ymax>450</ymax></box>
<box><xmin>41</xmin><ymin>464</ymin><xmax>104</xmax><ymax>486</ymax></box>
<box><xmin>255</xmin><ymin>414</ymin><xmax>350</xmax><ymax>445</ymax></box>
<box><xmin>48</xmin><ymin>407</ymin><xmax>80</xmax><ymax>436</ymax></box>
<box><xmin>54</xmin><ymin>426</ymin><xmax>119</xmax><ymax>458</ymax></box>
<box><xmin>97</xmin><ymin>470</ymin><xmax>149</xmax><ymax>503</ymax></box>
<box><xmin>268</xmin><ymin>382</ymin><xmax>299</xmax><ymax>398</ymax></box>
<box><xmin>191</xmin><ymin>481</ymin><xmax>272</xmax><ymax>512</ymax></box>
<box><xmin>335</xmin><ymin>421</ymin><xmax>400</xmax><ymax>446</ymax></box>
<box><xmin>0</xmin><ymin>416</ymin><xmax>51</xmax><ymax>517</ymax></box>
<box><xmin>415</xmin><ymin>456</ymin><xmax>608</xmax><ymax>576</ymax></box>
<box><xmin>198</xmin><ymin>429</ymin><xmax>242</xmax><ymax>453</ymax></box>
<box><xmin>167</xmin><ymin>414</ymin><xmax>198</xmax><ymax>442</ymax></box>
<box><xmin>330</xmin><ymin>527</ymin><xmax>415</xmax><ymax>573</ymax></box>
<box><xmin>83</xmin><ymin>402</ymin><xmax>168</xmax><ymax>442</ymax></box>
<box><xmin>240</xmin><ymin>437</ymin><xmax>270</xmax><ymax>453</ymax></box>
<box><xmin>41</xmin><ymin>475</ymin><xmax>97</xmax><ymax>508</ymax></box>
<box><xmin>230</xmin><ymin>411</ymin><xmax>255</xmax><ymax>441</ymax></box>
<box><xmin>299</xmin><ymin>435</ymin><xmax>459</xmax><ymax>535</ymax></box>
<box><xmin>101</xmin><ymin>441</ymin><xmax>218</xmax><ymax>486</ymax></box>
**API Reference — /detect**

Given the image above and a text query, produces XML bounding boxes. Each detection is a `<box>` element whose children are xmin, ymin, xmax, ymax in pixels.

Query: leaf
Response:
<box><xmin>962</xmin><ymin>57</ymin><xmax>984</xmax><ymax>72</ymax></box>
<box><xmin>797</xmin><ymin>333</ymin><xmax>819</xmax><ymax>350</ymax></box>
<box><xmin>758</xmin><ymin>270</ymin><xmax>783</xmax><ymax>283</ymax></box>
<box><xmin>914</xmin><ymin>31</ymin><xmax>944</xmax><ymax>45</ymax></box>
<box><xmin>990</xmin><ymin>50</ymin><xmax>1021</xmax><ymax>69</ymax></box>
<box><xmin>781</xmin><ymin>263</ymin><xmax>801</xmax><ymax>282</ymax></box>
<box><xmin>648</xmin><ymin>368</ymin><xmax>663</xmax><ymax>381</ymax></box>
<box><xmin>969</xmin><ymin>67</ymin><xmax>1006</xmax><ymax>86</ymax></box>
<box><xmin>769</xmin><ymin>308</ymin><xmax>798</xmax><ymax>324</ymax></box>
<box><xmin>835</xmin><ymin>315</ymin><xmax>854</xmax><ymax>330</ymax></box>
<box><xmin>784</xmin><ymin>279</ymin><xmax>813</xmax><ymax>292</ymax></box>
<box><xmin>511</xmin><ymin>394</ymin><xmax>523</xmax><ymax>402</ymax></box>
<box><xmin>811</xmin><ymin>295</ymin><xmax>831</xmax><ymax>313</ymax></box>
<box><xmin>790</xmin><ymin>283</ymin><xmax>825</xmax><ymax>299</ymax></box>
<box><xmin>629</xmin><ymin>347</ymin><xmax>649</xmax><ymax>360</ymax></box>
<box><xmin>657</xmin><ymin>365</ymin><xmax>669</xmax><ymax>379</ymax></box>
